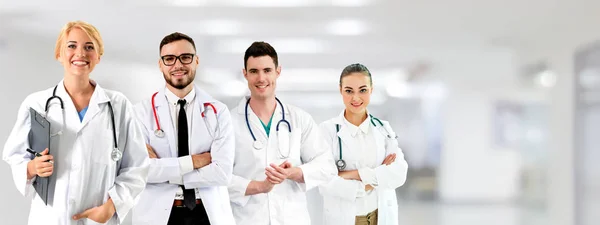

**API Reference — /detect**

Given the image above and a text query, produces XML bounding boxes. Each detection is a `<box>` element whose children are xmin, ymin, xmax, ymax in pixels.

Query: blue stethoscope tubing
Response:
<box><xmin>245</xmin><ymin>97</ymin><xmax>291</xmax><ymax>158</ymax></box>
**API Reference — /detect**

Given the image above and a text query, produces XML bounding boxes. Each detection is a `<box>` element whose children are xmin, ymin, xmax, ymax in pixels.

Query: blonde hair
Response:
<box><xmin>54</xmin><ymin>20</ymin><xmax>104</xmax><ymax>59</ymax></box>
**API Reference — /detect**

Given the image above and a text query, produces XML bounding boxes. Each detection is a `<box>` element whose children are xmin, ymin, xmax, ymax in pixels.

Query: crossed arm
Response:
<box><xmin>338</xmin><ymin>153</ymin><xmax>397</xmax><ymax>191</ymax></box>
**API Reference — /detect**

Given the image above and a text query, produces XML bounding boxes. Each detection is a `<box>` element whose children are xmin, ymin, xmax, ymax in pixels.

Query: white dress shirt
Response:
<box><xmin>343</xmin><ymin>117</ymin><xmax>379</xmax><ymax>216</ymax></box>
<box><xmin>164</xmin><ymin>87</ymin><xmax>200</xmax><ymax>199</ymax></box>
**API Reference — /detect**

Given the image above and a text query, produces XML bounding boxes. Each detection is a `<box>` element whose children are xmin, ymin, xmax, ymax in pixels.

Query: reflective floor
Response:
<box><xmin>397</xmin><ymin>201</ymin><xmax>549</xmax><ymax>225</ymax></box>
<box><xmin>306</xmin><ymin>189</ymin><xmax>550</xmax><ymax>225</ymax></box>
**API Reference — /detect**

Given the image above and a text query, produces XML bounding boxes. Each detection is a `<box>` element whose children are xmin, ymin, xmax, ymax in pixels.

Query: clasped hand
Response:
<box><xmin>265</xmin><ymin>161</ymin><xmax>294</xmax><ymax>184</ymax></box>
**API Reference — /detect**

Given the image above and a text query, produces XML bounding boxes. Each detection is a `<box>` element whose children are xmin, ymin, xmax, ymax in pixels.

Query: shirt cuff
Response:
<box><xmin>108</xmin><ymin>188</ymin><xmax>132</xmax><ymax>224</ymax></box>
<box><xmin>358</xmin><ymin>167</ymin><xmax>377</xmax><ymax>186</ymax></box>
<box><xmin>179</xmin><ymin>155</ymin><xmax>194</xmax><ymax>175</ymax></box>
<box><xmin>169</xmin><ymin>156</ymin><xmax>193</xmax><ymax>185</ymax></box>
<box><xmin>27</xmin><ymin>176</ymin><xmax>36</xmax><ymax>184</ymax></box>
<box><xmin>356</xmin><ymin>181</ymin><xmax>367</xmax><ymax>198</ymax></box>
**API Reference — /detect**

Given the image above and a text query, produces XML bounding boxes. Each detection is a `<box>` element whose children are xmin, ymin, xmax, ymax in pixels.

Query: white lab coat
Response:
<box><xmin>2</xmin><ymin>79</ymin><xmax>150</xmax><ymax>225</ymax></box>
<box><xmin>317</xmin><ymin>111</ymin><xmax>408</xmax><ymax>225</ymax></box>
<box><xmin>131</xmin><ymin>85</ymin><xmax>236</xmax><ymax>225</ymax></box>
<box><xmin>228</xmin><ymin>96</ymin><xmax>337</xmax><ymax>225</ymax></box>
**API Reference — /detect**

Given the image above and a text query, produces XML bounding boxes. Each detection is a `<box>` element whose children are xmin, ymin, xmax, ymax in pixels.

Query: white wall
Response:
<box><xmin>516</xmin><ymin>39</ymin><xmax>580</xmax><ymax>225</ymax></box>
<box><xmin>0</xmin><ymin>31</ymin><xmax>63</xmax><ymax>225</ymax></box>
<box><xmin>435</xmin><ymin>48</ymin><xmax>542</xmax><ymax>203</ymax></box>
<box><xmin>572</xmin><ymin>42</ymin><xmax>600</xmax><ymax>225</ymax></box>
<box><xmin>546</xmin><ymin>46</ymin><xmax>576</xmax><ymax>225</ymax></box>
<box><xmin>439</xmin><ymin>89</ymin><xmax>523</xmax><ymax>202</ymax></box>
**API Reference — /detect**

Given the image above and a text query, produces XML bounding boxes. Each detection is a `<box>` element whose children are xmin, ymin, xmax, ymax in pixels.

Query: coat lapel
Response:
<box><xmin>54</xmin><ymin>80</ymin><xmax>111</xmax><ymax>134</ymax></box>
<box><xmin>191</xmin><ymin>85</ymin><xmax>222</xmax><ymax>154</ymax></box>
<box><xmin>239</xmin><ymin>96</ymin><xmax>270</xmax><ymax>142</ymax></box>
<box><xmin>78</xmin><ymin>81</ymin><xmax>110</xmax><ymax>133</ymax></box>
<box><xmin>334</xmin><ymin>111</ymin><xmax>387</xmax><ymax>164</ymax></box>
<box><xmin>154</xmin><ymin>89</ymin><xmax>177</xmax><ymax>157</ymax></box>
<box><xmin>333</xmin><ymin>112</ymin><xmax>355</xmax><ymax>161</ymax></box>
<box><xmin>267</xmin><ymin>101</ymin><xmax>284</xmax><ymax>145</ymax></box>
<box><xmin>52</xmin><ymin>80</ymin><xmax>80</xmax><ymax>133</ymax></box>
<box><xmin>372</xmin><ymin>120</ymin><xmax>386</xmax><ymax>163</ymax></box>
<box><xmin>190</xmin><ymin>93</ymin><xmax>207</xmax><ymax>155</ymax></box>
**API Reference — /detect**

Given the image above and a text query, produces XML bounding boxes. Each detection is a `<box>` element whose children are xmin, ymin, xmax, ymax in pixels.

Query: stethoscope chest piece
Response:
<box><xmin>253</xmin><ymin>140</ymin><xmax>264</xmax><ymax>150</ymax></box>
<box><xmin>154</xmin><ymin>129</ymin><xmax>165</xmax><ymax>138</ymax></box>
<box><xmin>336</xmin><ymin>159</ymin><xmax>346</xmax><ymax>171</ymax></box>
<box><xmin>111</xmin><ymin>148</ymin><xmax>122</xmax><ymax>161</ymax></box>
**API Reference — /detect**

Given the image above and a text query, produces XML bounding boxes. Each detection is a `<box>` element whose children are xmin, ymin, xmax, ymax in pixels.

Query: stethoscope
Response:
<box><xmin>151</xmin><ymin>92</ymin><xmax>220</xmax><ymax>139</ymax></box>
<box><xmin>245</xmin><ymin>97</ymin><xmax>291</xmax><ymax>159</ymax></box>
<box><xmin>46</xmin><ymin>85</ymin><xmax>121</xmax><ymax>162</ymax></box>
<box><xmin>335</xmin><ymin>114</ymin><xmax>397</xmax><ymax>171</ymax></box>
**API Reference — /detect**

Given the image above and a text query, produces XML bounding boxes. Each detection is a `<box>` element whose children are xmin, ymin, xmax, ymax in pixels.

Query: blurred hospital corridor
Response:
<box><xmin>1</xmin><ymin>0</ymin><xmax>600</xmax><ymax>224</ymax></box>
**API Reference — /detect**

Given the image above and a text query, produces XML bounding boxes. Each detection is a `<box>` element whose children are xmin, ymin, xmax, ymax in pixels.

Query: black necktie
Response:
<box><xmin>177</xmin><ymin>99</ymin><xmax>196</xmax><ymax>210</ymax></box>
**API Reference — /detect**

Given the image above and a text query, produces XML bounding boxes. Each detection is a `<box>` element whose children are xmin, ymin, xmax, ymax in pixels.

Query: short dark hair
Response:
<box><xmin>159</xmin><ymin>32</ymin><xmax>196</xmax><ymax>54</ymax></box>
<box><xmin>340</xmin><ymin>63</ymin><xmax>373</xmax><ymax>86</ymax></box>
<box><xmin>244</xmin><ymin>41</ymin><xmax>278</xmax><ymax>69</ymax></box>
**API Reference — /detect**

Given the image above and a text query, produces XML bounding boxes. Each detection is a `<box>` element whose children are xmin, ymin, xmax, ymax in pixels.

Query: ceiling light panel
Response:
<box><xmin>215</xmin><ymin>38</ymin><xmax>328</xmax><ymax>54</ymax></box>
<box><xmin>326</xmin><ymin>19</ymin><xmax>368</xmax><ymax>36</ymax></box>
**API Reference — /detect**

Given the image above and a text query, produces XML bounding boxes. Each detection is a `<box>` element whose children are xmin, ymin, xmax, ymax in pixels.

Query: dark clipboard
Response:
<box><xmin>28</xmin><ymin>107</ymin><xmax>51</xmax><ymax>205</ymax></box>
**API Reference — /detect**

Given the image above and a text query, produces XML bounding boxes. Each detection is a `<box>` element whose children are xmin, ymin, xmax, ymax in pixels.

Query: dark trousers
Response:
<box><xmin>167</xmin><ymin>201</ymin><xmax>211</xmax><ymax>225</ymax></box>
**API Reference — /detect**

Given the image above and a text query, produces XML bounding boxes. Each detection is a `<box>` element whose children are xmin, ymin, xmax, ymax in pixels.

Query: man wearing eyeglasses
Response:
<box><xmin>130</xmin><ymin>32</ymin><xmax>236</xmax><ymax>225</ymax></box>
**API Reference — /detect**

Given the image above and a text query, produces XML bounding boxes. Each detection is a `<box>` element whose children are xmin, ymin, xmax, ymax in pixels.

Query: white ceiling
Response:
<box><xmin>1</xmin><ymin>0</ymin><xmax>599</xmax><ymax>104</ymax></box>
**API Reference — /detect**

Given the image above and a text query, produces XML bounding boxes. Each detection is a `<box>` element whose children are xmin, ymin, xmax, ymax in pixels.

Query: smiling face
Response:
<box><xmin>159</xmin><ymin>39</ymin><xmax>198</xmax><ymax>90</ymax></box>
<box><xmin>56</xmin><ymin>27</ymin><xmax>101</xmax><ymax>77</ymax></box>
<box><xmin>243</xmin><ymin>55</ymin><xmax>281</xmax><ymax>101</ymax></box>
<box><xmin>340</xmin><ymin>72</ymin><xmax>373</xmax><ymax>115</ymax></box>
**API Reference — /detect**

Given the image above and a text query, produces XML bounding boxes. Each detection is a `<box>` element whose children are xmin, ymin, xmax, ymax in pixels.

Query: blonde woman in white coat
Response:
<box><xmin>318</xmin><ymin>63</ymin><xmax>408</xmax><ymax>225</ymax></box>
<box><xmin>2</xmin><ymin>21</ymin><xmax>149</xmax><ymax>225</ymax></box>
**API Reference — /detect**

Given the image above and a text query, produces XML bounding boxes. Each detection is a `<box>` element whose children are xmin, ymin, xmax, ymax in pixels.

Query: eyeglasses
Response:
<box><xmin>160</xmin><ymin>53</ymin><xmax>195</xmax><ymax>66</ymax></box>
